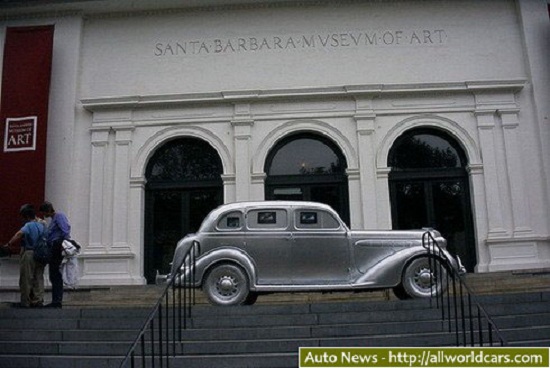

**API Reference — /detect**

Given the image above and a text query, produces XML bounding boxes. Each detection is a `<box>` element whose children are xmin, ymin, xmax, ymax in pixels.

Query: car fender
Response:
<box><xmin>169</xmin><ymin>235</ymin><xmax>198</xmax><ymax>278</ymax></box>
<box><xmin>353</xmin><ymin>247</ymin><xmax>432</xmax><ymax>288</ymax></box>
<box><xmin>193</xmin><ymin>247</ymin><xmax>258</xmax><ymax>290</ymax></box>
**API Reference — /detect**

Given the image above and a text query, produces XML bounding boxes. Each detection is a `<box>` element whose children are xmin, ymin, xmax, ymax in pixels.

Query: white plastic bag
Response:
<box><xmin>61</xmin><ymin>239</ymin><xmax>81</xmax><ymax>287</ymax></box>
<box><xmin>61</xmin><ymin>257</ymin><xmax>80</xmax><ymax>287</ymax></box>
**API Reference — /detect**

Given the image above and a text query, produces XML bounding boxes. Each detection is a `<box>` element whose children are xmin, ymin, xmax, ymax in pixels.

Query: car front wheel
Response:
<box><xmin>400</xmin><ymin>257</ymin><xmax>448</xmax><ymax>298</ymax></box>
<box><xmin>202</xmin><ymin>264</ymin><xmax>250</xmax><ymax>306</ymax></box>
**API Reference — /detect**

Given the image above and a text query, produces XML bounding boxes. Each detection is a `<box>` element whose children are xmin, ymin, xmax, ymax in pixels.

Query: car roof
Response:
<box><xmin>209</xmin><ymin>201</ymin><xmax>336</xmax><ymax>216</ymax></box>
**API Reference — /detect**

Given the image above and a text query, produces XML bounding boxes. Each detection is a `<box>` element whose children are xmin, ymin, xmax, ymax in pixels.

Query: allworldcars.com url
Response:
<box><xmin>299</xmin><ymin>347</ymin><xmax>550</xmax><ymax>368</ymax></box>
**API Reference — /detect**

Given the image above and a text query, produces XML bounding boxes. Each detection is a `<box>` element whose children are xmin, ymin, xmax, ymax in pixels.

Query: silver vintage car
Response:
<box><xmin>169</xmin><ymin>201</ymin><xmax>463</xmax><ymax>306</ymax></box>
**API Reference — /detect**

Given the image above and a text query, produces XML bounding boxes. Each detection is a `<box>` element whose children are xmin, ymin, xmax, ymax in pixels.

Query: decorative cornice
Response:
<box><xmin>466</xmin><ymin>80</ymin><xmax>526</xmax><ymax>92</ymax></box>
<box><xmin>497</xmin><ymin>108</ymin><xmax>521</xmax><ymax>116</ymax></box>
<box><xmin>81</xmin><ymin>80</ymin><xmax>526</xmax><ymax>112</ymax></box>
<box><xmin>0</xmin><ymin>0</ymin><xmax>377</xmax><ymax>21</ymax></box>
<box><xmin>0</xmin><ymin>9</ymin><xmax>83</xmax><ymax>21</ymax></box>
<box><xmin>474</xmin><ymin>109</ymin><xmax>497</xmax><ymax>117</ymax></box>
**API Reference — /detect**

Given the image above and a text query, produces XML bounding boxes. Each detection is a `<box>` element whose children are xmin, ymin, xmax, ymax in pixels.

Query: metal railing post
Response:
<box><xmin>422</xmin><ymin>232</ymin><xmax>507</xmax><ymax>347</ymax></box>
<box><xmin>119</xmin><ymin>243</ymin><xmax>199</xmax><ymax>367</ymax></box>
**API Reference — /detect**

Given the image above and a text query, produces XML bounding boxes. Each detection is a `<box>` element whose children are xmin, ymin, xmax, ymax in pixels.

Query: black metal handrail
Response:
<box><xmin>119</xmin><ymin>242</ymin><xmax>200</xmax><ymax>368</ymax></box>
<box><xmin>422</xmin><ymin>232</ymin><xmax>507</xmax><ymax>346</ymax></box>
<box><xmin>118</xmin><ymin>233</ymin><xmax>505</xmax><ymax>367</ymax></box>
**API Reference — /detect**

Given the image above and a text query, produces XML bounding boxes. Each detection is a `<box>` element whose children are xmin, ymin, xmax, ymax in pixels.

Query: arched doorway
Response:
<box><xmin>388</xmin><ymin>128</ymin><xmax>476</xmax><ymax>271</ymax></box>
<box><xmin>264</xmin><ymin>133</ymin><xmax>350</xmax><ymax>225</ymax></box>
<box><xmin>144</xmin><ymin>138</ymin><xmax>223</xmax><ymax>283</ymax></box>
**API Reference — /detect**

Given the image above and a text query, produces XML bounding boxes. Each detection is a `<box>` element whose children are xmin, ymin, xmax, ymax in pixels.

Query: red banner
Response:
<box><xmin>0</xmin><ymin>25</ymin><xmax>54</xmax><ymax>251</ymax></box>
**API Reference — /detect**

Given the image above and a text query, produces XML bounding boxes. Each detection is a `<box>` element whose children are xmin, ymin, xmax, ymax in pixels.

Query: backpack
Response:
<box><xmin>33</xmin><ymin>222</ymin><xmax>51</xmax><ymax>264</ymax></box>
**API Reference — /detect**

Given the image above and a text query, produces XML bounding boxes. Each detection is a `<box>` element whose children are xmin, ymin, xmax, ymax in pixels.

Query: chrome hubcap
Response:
<box><xmin>216</xmin><ymin>275</ymin><xmax>238</xmax><ymax>296</ymax></box>
<box><xmin>416</xmin><ymin>267</ymin><xmax>435</xmax><ymax>289</ymax></box>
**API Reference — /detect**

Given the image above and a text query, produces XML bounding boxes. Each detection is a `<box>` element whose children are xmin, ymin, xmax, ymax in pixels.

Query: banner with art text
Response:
<box><xmin>0</xmin><ymin>25</ymin><xmax>54</xmax><ymax>250</ymax></box>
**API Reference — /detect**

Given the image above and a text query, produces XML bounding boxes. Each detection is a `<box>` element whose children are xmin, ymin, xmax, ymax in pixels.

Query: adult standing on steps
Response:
<box><xmin>39</xmin><ymin>201</ymin><xmax>71</xmax><ymax>308</ymax></box>
<box><xmin>3</xmin><ymin>204</ymin><xmax>46</xmax><ymax>308</ymax></box>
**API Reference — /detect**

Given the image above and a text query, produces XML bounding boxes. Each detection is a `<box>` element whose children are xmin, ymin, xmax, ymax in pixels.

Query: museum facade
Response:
<box><xmin>1</xmin><ymin>0</ymin><xmax>549</xmax><ymax>286</ymax></box>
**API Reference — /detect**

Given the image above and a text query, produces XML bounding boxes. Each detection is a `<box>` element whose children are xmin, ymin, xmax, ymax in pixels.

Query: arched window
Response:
<box><xmin>388</xmin><ymin>128</ymin><xmax>476</xmax><ymax>271</ymax></box>
<box><xmin>267</xmin><ymin>135</ymin><xmax>346</xmax><ymax>176</ymax></box>
<box><xmin>144</xmin><ymin>137</ymin><xmax>223</xmax><ymax>283</ymax></box>
<box><xmin>389</xmin><ymin>129</ymin><xmax>467</xmax><ymax>172</ymax></box>
<box><xmin>265</xmin><ymin>133</ymin><xmax>349</xmax><ymax>225</ymax></box>
<box><xmin>146</xmin><ymin>138</ymin><xmax>223</xmax><ymax>186</ymax></box>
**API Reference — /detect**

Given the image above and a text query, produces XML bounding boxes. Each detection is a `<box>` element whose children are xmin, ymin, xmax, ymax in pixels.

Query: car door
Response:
<box><xmin>290</xmin><ymin>209</ymin><xmax>350</xmax><ymax>284</ymax></box>
<box><xmin>244</xmin><ymin>208</ymin><xmax>292</xmax><ymax>285</ymax></box>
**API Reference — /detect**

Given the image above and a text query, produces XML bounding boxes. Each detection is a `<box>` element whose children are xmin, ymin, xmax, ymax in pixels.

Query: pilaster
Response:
<box><xmin>375</xmin><ymin>167</ymin><xmax>392</xmax><ymax>229</ymax></box>
<box><xmin>474</xmin><ymin>109</ymin><xmax>509</xmax><ymax>238</ymax></box>
<box><xmin>354</xmin><ymin>96</ymin><xmax>377</xmax><ymax>229</ymax></box>
<box><xmin>232</xmin><ymin>103</ymin><xmax>254</xmax><ymax>202</ymax></box>
<box><xmin>221</xmin><ymin>174</ymin><xmax>237</xmax><ymax>203</ymax></box>
<box><xmin>345</xmin><ymin>168</ymin><xmax>362</xmax><ymax>230</ymax></box>
<box><xmin>112</xmin><ymin>126</ymin><xmax>135</xmax><ymax>251</ymax></box>
<box><xmin>250</xmin><ymin>172</ymin><xmax>267</xmax><ymax>201</ymax></box>
<box><xmin>498</xmin><ymin>109</ymin><xmax>532</xmax><ymax>236</ymax></box>
<box><xmin>467</xmin><ymin>163</ymin><xmax>490</xmax><ymax>272</ymax></box>
<box><xmin>89</xmin><ymin>128</ymin><xmax>110</xmax><ymax>251</ymax></box>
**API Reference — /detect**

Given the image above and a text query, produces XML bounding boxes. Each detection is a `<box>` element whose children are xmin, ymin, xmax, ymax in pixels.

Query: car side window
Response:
<box><xmin>247</xmin><ymin>209</ymin><xmax>288</xmax><ymax>230</ymax></box>
<box><xmin>296</xmin><ymin>210</ymin><xmax>341</xmax><ymax>230</ymax></box>
<box><xmin>217</xmin><ymin>211</ymin><xmax>244</xmax><ymax>231</ymax></box>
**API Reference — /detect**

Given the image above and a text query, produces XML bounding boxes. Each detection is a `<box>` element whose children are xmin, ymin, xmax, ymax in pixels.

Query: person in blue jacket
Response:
<box><xmin>4</xmin><ymin>204</ymin><xmax>46</xmax><ymax>308</ymax></box>
<box><xmin>39</xmin><ymin>201</ymin><xmax>71</xmax><ymax>308</ymax></box>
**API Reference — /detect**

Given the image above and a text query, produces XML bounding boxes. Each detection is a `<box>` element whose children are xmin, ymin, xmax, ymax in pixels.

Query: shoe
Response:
<box><xmin>44</xmin><ymin>302</ymin><xmax>62</xmax><ymax>308</ymax></box>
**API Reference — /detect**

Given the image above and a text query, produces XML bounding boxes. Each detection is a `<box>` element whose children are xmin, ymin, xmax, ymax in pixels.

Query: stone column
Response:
<box><xmin>475</xmin><ymin>110</ymin><xmax>510</xmax><ymax>238</ymax></box>
<box><xmin>222</xmin><ymin>174</ymin><xmax>237</xmax><ymax>203</ymax></box>
<box><xmin>499</xmin><ymin>109</ymin><xmax>532</xmax><ymax>236</ymax></box>
<box><xmin>354</xmin><ymin>105</ymin><xmax>377</xmax><ymax>229</ymax></box>
<box><xmin>88</xmin><ymin>128</ymin><xmax>110</xmax><ymax>251</ymax></box>
<box><xmin>251</xmin><ymin>172</ymin><xmax>267</xmax><ymax>201</ymax></box>
<box><xmin>467</xmin><ymin>163</ymin><xmax>490</xmax><ymax>272</ymax></box>
<box><xmin>232</xmin><ymin>103</ymin><xmax>254</xmax><ymax>202</ymax></box>
<box><xmin>376</xmin><ymin>167</ymin><xmax>393</xmax><ymax>229</ymax></box>
<box><xmin>112</xmin><ymin>126</ymin><xmax>134</xmax><ymax>251</ymax></box>
<box><xmin>128</xmin><ymin>176</ymin><xmax>146</xmax><ymax>283</ymax></box>
<box><xmin>345</xmin><ymin>168</ymin><xmax>362</xmax><ymax>229</ymax></box>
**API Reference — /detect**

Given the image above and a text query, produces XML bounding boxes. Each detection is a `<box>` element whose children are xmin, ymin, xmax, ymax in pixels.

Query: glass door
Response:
<box><xmin>144</xmin><ymin>137</ymin><xmax>224</xmax><ymax>283</ymax></box>
<box><xmin>144</xmin><ymin>188</ymin><xmax>221</xmax><ymax>283</ymax></box>
<box><xmin>388</xmin><ymin>128</ymin><xmax>477</xmax><ymax>271</ymax></box>
<box><xmin>390</xmin><ymin>177</ymin><xmax>475</xmax><ymax>271</ymax></box>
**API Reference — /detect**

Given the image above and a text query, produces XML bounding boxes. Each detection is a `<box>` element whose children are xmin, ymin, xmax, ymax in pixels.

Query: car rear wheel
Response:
<box><xmin>400</xmin><ymin>257</ymin><xmax>448</xmax><ymax>298</ymax></box>
<box><xmin>202</xmin><ymin>264</ymin><xmax>250</xmax><ymax>306</ymax></box>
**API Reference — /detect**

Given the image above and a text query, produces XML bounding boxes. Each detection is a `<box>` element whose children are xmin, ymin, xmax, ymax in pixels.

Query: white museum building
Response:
<box><xmin>0</xmin><ymin>0</ymin><xmax>549</xmax><ymax>286</ymax></box>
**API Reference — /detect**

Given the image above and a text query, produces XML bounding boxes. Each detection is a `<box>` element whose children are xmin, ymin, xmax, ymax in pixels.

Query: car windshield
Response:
<box><xmin>198</xmin><ymin>210</ymin><xmax>219</xmax><ymax>232</ymax></box>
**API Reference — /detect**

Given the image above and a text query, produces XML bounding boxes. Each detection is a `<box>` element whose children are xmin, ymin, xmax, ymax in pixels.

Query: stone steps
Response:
<box><xmin>0</xmin><ymin>291</ymin><xmax>549</xmax><ymax>368</ymax></box>
<box><xmin>0</xmin><ymin>270</ymin><xmax>549</xmax><ymax>367</ymax></box>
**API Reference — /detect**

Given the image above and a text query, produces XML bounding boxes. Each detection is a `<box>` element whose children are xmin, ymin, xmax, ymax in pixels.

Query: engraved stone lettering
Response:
<box><xmin>154</xmin><ymin>29</ymin><xmax>448</xmax><ymax>57</ymax></box>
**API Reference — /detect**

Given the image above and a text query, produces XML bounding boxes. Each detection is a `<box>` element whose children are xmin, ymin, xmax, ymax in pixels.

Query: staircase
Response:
<box><xmin>0</xmin><ymin>287</ymin><xmax>549</xmax><ymax>368</ymax></box>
